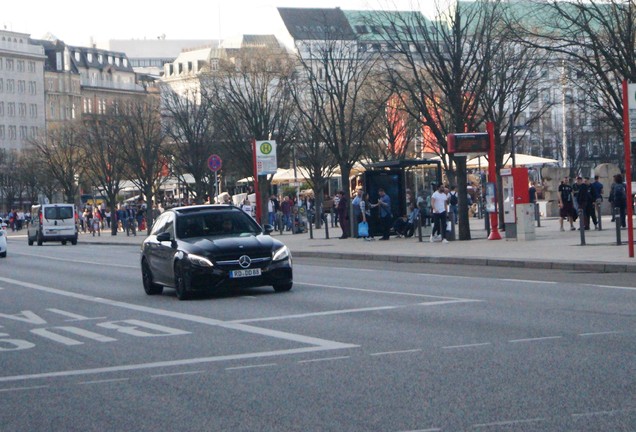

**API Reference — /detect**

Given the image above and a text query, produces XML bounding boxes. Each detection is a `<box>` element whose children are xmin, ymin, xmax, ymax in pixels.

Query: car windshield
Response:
<box><xmin>176</xmin><ymin>211</ymin><xmax>261</xmax><ymax>239</ymax></box>
<box><xmin>44</xmin><ymin>206</ymin><xmax>74</xmax><ymax>220</ymax></box>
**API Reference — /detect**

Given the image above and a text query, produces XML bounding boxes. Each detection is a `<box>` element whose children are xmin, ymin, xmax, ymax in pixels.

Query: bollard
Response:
<box><xmin>535</xmin><ymin>202</ymin><xmax>541</xmax><ymax>227</ymax></box>
<box><xmin>308</xmin><ymin>210</ymin><xmax>313</xmax><ymax>239</ymax></box>
<box><xmin>578</xmin><ymin>208</ymin><xmax>586</xmax><ymax>245</ymax></box>
<box><xmin>417</xmin><ymin>212</ymin><xmax>422</xmax><ymax>242</ymax></box>
<box><xmin>596</xmin><ymin>200</ymin><xmax>602</xmax><ymax>231</ymax></box>
<box><xmin>615</xmin><ymin>207</ymin><xmax>621</xmax><ymax>245</ymax></box>
<box><xmin>323</xmin><ymin>213</ymin><xmax>329</xmax><ymax>239</ymax></box>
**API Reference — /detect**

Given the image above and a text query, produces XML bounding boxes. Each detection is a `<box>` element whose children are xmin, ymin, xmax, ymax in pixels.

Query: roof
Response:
<box><xmin>278</xmin><ymin>7</ymin><xmax>356</xmax><ymax>40</ymax></box>
<box><xmin>343</xmin><ymin>10</ymin><xmax>429</xmax><ymax>42</ymax></box>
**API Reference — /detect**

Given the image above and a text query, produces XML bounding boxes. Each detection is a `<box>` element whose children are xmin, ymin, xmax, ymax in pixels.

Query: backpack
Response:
<box><xmin>613</xmin><ymin>183</ymin><xmax>626</xmax><ymax>205</ymax></box>
<box><xmin>449</xmin><ymin>192</ymin><xmax>458</xmax><ymax>206</ymax></box>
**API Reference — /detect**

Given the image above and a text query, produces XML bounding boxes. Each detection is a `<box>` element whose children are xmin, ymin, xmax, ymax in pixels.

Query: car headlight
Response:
<box><xmin>272</xmin><ymin>245</ymin><xmax>290</xmax><ymax>262</ymax></box>
<box><xmin>187</xmin><ymin>253</ymin><xmax>213</xmax><ymax>268</ymax></box>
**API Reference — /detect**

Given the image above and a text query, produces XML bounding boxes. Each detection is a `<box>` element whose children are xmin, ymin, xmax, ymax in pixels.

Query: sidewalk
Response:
<box><xmin>10</xmin><ymin>215</ymin><xmax>636</xmax><ymax>272</ymax></box>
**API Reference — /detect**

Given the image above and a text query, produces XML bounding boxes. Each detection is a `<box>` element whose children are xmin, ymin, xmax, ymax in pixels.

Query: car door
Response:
<box><xmin>145</xmin><ymin>213</ymin><xmax>170</xmax><ymax>284</ymax></box>
<box><xmin>153</xmin><ymin>213</ymin><xmax>177</xmax><ymax>285</ymax></box>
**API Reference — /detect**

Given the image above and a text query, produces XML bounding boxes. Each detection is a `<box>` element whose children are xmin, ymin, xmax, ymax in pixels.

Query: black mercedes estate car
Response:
<box><xmin>140</xmin><ymin>205</ymin><xmax>293</xmax><ymax>300</ymax></box>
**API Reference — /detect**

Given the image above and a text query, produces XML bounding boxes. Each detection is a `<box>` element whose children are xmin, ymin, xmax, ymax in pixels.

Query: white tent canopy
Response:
<box><xmin>467</xmin><ymin>153</ymin><xmax>558</xmax><ymax>169</ymax></box>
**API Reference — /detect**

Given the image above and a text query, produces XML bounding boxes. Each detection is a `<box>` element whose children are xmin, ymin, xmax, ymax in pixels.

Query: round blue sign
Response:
<box><xmin>208</xmin><ymin>154</ymin><xmax>222</xmax><ymax>172</ymax></box>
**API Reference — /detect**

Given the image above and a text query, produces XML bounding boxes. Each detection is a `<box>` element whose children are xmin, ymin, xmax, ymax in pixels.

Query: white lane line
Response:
<box><xmin>297</xmin><ymin>356</ymin><xmax>350</xmax><ymax>364</ymax></box>
<box><xmin>78</xmin><ymin>378</ymin><xmax>130</xmax><ymax>385</ymax></box>
<box><xmin>442</xmin><ymin>343</ymin><xmax>491</xmax><ymax>350</ymax></box>
<box><xmin>151</xmin><ymin>370</ymin><xmax>205</xmax><ymax>379</ymax></box>
<box><xmin>473</xmin><ymin>417</ymin><xmax>545</xmax><ymax>428</ymax></box>
<box><xmin>46</xmin><ymin>309</ymin><xmax>107</xmax><ymax>321</ymax></box>
<box><xmin>370</xmin><ymin>349</ymin><xmax>421</xmax><ymax>356</ymax></box>
<box><xmin>0</xmin><ymin>347</ymin><xmax>333</xmax><ymax>383</ymax></box>
<box><xmin>0</xmin><ymin>385</ymin><xmax>49</xmax><ymax>393</ymax></box>
<box><xmin>419</xmin><ymin>300</ymin><xmax>482</xmax><ymax>306</ymax></box>
<box><xmin>579</xmin><ymin>331</ymin><xmax>623</xmax><ymax>337</ymax></box>
<box><xmin>500</xmin><ymin>279</ymin><xmax>557</xmax><ymax>284</ymax></box>
<box><xmin>225</xmin><ymin>363</ymin><xmax>277</xmax><ymax>371</ymax></box>
<box><xmin>582</xmin><ymin>283</ymin><xmax>636</xmax><ymax>291</ymax></box>
<box><xmin>572</xmin><ymin>408</ymin><xmax>635</xmax><ymax>418</ymax></box>
<box><xmin>229</xmin><ymin>306</ymin><xmax>399</xmax><ymax>323</ymax></box>
<box><xmin>509</xmin><ymin>336</ymin><xmax>562</xmax><ymax>343</ymax></box>
<box><xmin>398</xmin><ymin>429</ymin><xmax>441</xmax><ymax>432</ymax></box>
<box><xmin>300</xmin><ymin>281</ymin><xmax>480</xmax><ymax>302</ymax></box>
<box><xmin>0</xmin><ymin>276</ymin><xmax>357</xmax><ymax>350</ymax></box>
<box><xmin>10</xmin><ymin>252</ymin><xmax>137</xmax><ymax>269</ymax></box>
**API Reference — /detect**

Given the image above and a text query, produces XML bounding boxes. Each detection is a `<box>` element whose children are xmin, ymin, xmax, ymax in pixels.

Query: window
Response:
<box><xmin>49</xmin><ymin>101</ymin><xmax>56</xmax><ymax>118</ymax></box>
<box><xmin>29</xmin><ymin>104</ymin><xmax>37</xmax><ymax>118</ymax></box>
<box><xmin>7</xmin><ymin>103</ymin><xmax>15</xmax><ymax>117</ymax></box>
<box><xmin>0</xmin><ymin>102</ymin><xmax>3</xmax><ymax>116</ymax></box>
<box><xmin>17</xmin><ymin>60</ymin><xmax>25</xmax><ymax>72</ymax></box>
<box><xmin>0</xmin><ymin>58</ymin><xmax>3</xmax><ymax>70</ymax></box>
<box><xmin>75</xmin><ymin>52</ymin><xmax>80</xmax><ymax>61</ymax></box>
<box><xmin>0</xmin><ymin>78</ymin><xmax>3</xmax><ymax>92</ymax></box>
<box><xmin>87</xmin><ymin>53</ymin><xmax>93</xmax><ymax>62</ymax></box>
<box><xmin>8</xmin><ymin>126</ymin><xmax>16</xmax><ymax>140</ymax></box>
<box><xmin>18</xmin><ymin>80</ymin><xmax>25</xmax><ymax>94</ymax></box>
<box><xmin>7</xmin><ymin>79</ymin><xmax>14</xmax><ymax>93</ymax></box>
<box><xmin>6</xmin><ymin>59</ymin><xmax>14</xmax><ymax>71</ymax></box>
<box><xmin>28</xmin><ymin>61</ymin><xmax>35</xmax><ymax>73</ymax></box>
<box><xmin>29</xmin><ymin>81</ymin><xmax>36</xmax><ymax>94</ymax></box>
<box><xmin>30</xmin><ymin>126</ymin><xmax>37</xmax><ymax>139</ymax></box>
<box><xmin>0</xmin><ymin>125</ymin><xmax>4</xmax><ymax>140</ymax></box>
<box><xmin>19</xmin><ymin>126</ymin><xmax>27</xmax><ymax>139</ymax></box>
<box><xmin>18</xmin><ymin>103</ymin><xmax>26</xmax><ymax>118</ymax></box>
<box><xmin>98</xmin><ymin>54</ymin><xmax>103</xmax><ymax>63</ymax></box>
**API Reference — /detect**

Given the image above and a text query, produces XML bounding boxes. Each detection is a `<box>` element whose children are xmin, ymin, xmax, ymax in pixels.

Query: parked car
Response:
<box><xmin>0</xmin><ymin>221</ymin><xmax>6</xmax><ymax>258</ymax></box>
<box><xmin>28</xmin><ymin>204</ymin><xmax>78</xmax><ymax>246</ymax></box>
<box><xmin>140</xmin><ymin>205</ymin><xmax>293</xmax><ymax>300</ymax></box>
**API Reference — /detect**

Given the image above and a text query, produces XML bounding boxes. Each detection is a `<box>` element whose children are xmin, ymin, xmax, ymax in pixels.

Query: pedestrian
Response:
<box><xmin>430</xmin><ymin>183</ymin><xmax>449</xmax><ymax>243</ymax></box>
<box><xmin>448</xmin><ymin>185</ymin><xmax>459</xmax><ymax>224</ymax></box>
<box><xmin>574</xmin><ymin>176</ymin><xmax>591</xmax><ymax>230</ymax></box>
<box><xmin>590</xmin><ymin>175</ymin><xmax>603</xmax><ymax>229</ymax></box>
<box><xmin>558</xmin><ymin>177</ymin><xmax>576</xmax><ymax>231</ymax></box>
<box><xmin>609</xmin><ymin>173</ymin><xmax>627</xmax><ymax>228</ymax></box>
<box><xmin>352</xmin><ymin>188</ymin><xmax>364</xmax><ymax>238</ymax></box>
<box><xmin>268</xmin><ymin>194</ymin><xmax>279</xmax><ymax>227</ymax></box>
<box><xmin>336</xmin><ymin>190</ymin><xmax>350</xmax><ymax>239</ymax></box>
<box><xmin>583</xmin><ymin>177</ymin><xmax>598</xmax><ymax>230</ymax></box>
<box><xmin>372</xmin><ymin>188</ymin><xmax>392</xmax><ymax>241</ymax></box>
<box><xmin>281</xmin><ymin>196</ymin><xmax>292</xmax><ymax>231</ymax></box>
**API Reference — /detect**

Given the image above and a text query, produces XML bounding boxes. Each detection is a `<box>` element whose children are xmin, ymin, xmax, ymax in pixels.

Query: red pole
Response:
<box><xmin>487</xmin><ymin>121</ymin><xmax>501</xmax><ymax>240</ymax></box>
<box><xmin>252</xmin><ymin>139</ymin><xmax>261</xmax><ymax>223</ymax></box>
<box><xmin>622</xmin><ymin>80</ymin><xmax>634</xmax><ymax>257</ymax></box>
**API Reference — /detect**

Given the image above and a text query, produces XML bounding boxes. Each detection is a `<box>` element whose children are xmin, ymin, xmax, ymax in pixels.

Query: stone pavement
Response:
<box><xmin>8</xmin><ymin>215</ymin><xmax>636</xmax><ymax>272</ymax></box>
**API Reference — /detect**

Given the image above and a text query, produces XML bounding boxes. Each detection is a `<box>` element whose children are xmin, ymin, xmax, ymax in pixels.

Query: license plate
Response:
<box><xmin>230</xmin><ymin>268</ymin><xmax>261</xmax><ymax>278</ymax></box>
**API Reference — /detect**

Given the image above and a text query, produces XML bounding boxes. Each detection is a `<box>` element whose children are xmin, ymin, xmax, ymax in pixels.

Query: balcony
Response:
<box><xmin>80</xmin><ymin>77</ymin><xmax>145</xmax><ymax>92</ymax></box>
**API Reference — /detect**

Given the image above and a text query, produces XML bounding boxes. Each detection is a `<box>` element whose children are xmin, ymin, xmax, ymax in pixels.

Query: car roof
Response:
<box><xmin>170</xmin><ymin>204</ymin><xmax>241</xmax><ymax>216</ymax></box>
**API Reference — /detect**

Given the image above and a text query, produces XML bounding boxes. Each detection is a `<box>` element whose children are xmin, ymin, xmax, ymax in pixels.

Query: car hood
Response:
<box><xmin>181</xmin><ymin>234</ymin><xmax>281</xmax><ymax>257</ymax></box>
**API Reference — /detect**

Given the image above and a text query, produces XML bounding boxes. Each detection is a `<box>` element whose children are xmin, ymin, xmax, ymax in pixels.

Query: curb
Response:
<box><xmin>292</xmin><ymin>251</ymin><xmax>636</xmax><ymax>273</ymax></box>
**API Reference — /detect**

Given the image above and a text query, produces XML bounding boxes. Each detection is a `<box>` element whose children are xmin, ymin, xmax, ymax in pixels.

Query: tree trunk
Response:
<box><xmin>455</xmin><ymin>158</ymin><xmax>471</xmax><ymax>240</ymax></box>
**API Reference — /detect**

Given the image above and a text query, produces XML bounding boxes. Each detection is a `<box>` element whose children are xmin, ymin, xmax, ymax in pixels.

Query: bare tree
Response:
<box><xmin>205</xmin><ymin>42</ymin><xmax>298</xmax><ymax>222</ymax></box>
<box><xmin>291</xmin><ymin>26</ymin><xmax>386</xmax><ymax>235</ymax></box>
<box><xmin>119</xmin><ymin>97</ymin><xmax>168</xmax><ymax>233</ymax></box>
<box><xmin>375</xmin><ymin>1</ymin><xmax>506</xmax><ymax>240</ymax></box>
<box><xmin>80</xmin><ymin>113</ymin><xmax>127</xmax><ymax>235</ymax></box>
<box><xmin>31</xmin><ymin>122</ymin><xmax>84</xmax><ymax>204</ymax></box>
<box><xmin>161</xmin><ymin>85</ymin><xmax>216</xmax><ymax>204</ymax></box>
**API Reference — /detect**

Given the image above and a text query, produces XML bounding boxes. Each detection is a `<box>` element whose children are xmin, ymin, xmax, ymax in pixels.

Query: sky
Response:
<box><xmin>3</xmin><ymin>0</ymin><xmax>440</xmax><ymax>48</ymax></box>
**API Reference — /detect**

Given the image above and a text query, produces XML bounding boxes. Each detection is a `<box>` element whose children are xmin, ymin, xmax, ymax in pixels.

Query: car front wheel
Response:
<box><xmin>174</xmin><ymin>262</ymin><xmax>191</xmax><ymax>300</ymax></box>
<box><xmin>142</xmin><ymin>259</ymin><xmax>163</xmax><ymax>295</ymax></box>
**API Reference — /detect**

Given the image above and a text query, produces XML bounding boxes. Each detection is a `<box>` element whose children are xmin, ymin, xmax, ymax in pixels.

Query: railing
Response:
<box><xmin>0</xmin><ymin>41</ymin><xmax>44</xmax><ymax>56</ymax></box>
<box><xmin>80</xmin><ymin>77</ymin><xmax>145</xmax><ymax>92</ymax></box>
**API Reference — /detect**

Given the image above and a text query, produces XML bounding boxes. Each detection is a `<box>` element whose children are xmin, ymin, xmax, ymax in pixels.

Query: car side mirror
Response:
<box><xmin>156</xmin><ymin>232</ymin><xmax>171</xmax><ymax>242</ymax></box>
<box><xmin>263</xmin><ymin>224</ymin><xmax>274</xmax><ymax>235</ymax></box>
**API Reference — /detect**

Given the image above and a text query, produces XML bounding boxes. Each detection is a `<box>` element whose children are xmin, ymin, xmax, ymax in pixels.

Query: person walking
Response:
<box><xmin>558</xmin><ymin>177</ymin><xmax>576</xmax><ymax>231</ymax></box>
<box><xmin>352</xmin><ymin>189</ymin><xmax>364</xmax><ymax>238</ymax></box>
<box><xmin>590</xmin><ymin>175</ymin><xmax>603</xmax><ymax>229</ymax></box>
<box><xmin>430</xmin><ymin>184</ymin><xmax>449</xmax><ymax>243</ymax></box>
<box><xmin>372</xmin><ymin>188</ymin><xmax>392</xmax><ymax>240</ymax></box>
<box><xmin>336</xmin><ymin>190</ymin><xmax>350</xmax><ymax>239</ymax></box>
<box><xmin>574</xmin><ymin>176</ymin><xmax>592</xmax><ymax>230</ymax></box>
<box><xmin>609</xmin><ymin>173</ymin><xmax>627</xmax><ymax>228</ymax></box>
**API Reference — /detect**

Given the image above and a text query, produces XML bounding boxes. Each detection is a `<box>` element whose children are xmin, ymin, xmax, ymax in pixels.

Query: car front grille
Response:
<box><xmin>215</xmin><ymin>256</ymin><xmax>271</xmax><ymax>270</ymax></box>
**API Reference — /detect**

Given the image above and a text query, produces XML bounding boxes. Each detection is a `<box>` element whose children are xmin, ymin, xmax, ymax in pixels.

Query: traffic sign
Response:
<box><xmin>207</xmin><ymin>154</ymin><xmax>222</xmax><ymax>172</ymax></box>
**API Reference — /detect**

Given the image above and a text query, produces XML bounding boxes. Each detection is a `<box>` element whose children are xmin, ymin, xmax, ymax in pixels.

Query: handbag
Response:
<box><xmin>358</xmin><ymin>221</ymin><xmax>369</xmax><ymax>237</ymax></box>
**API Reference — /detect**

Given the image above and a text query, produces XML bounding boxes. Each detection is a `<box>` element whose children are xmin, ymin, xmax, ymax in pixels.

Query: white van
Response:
<box><xmin>28</xmin><ymin>204</ymin><xmax>78</xmax><ymax>246</ymax></box>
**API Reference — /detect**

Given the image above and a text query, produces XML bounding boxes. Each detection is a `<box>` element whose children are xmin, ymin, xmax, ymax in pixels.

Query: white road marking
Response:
<box><xmin>370</xmin><ymin>349</ymin><xmax>421</xmax><ymax>356</ymax></box>
<box><xmin>229</xmin><ymin>306</ymin><xmax>399</xmax><ymax>323</ymax></box>
<box><xmin>225</xmin><ymin>363</ymin><xmax>277</xmax><ymax>371</ymax></box>
<box><xmin>398</xmin><ymin>429</ymin><xmax>441</xmax><ymax>432</ymax></box>
<box><xmin>46</xmin><ymin>309</ymin><xmax>107</xmax><ymax>321</ymax></box>
<box><xmin>442</xmin><ymin>343</ymin><xmax>491</xmax><ymax>350</ymax></box>
<box><xmin>151</xmin><ymin>370</ymin><xmax>205</xmax><ymax>378</ymax></box>
<box><xmin>583</xmin><ymin>283</ymin><xmax>636</xmax><ymax>291</ymax></box>
<box><xmin>10</xmin><ymin>252</ymin><xmax>137</xmax><ymax>269</ymax></box>
<box><xmin>0</xmin><ymin>385</ymin><xmax>49</xmax><ymax>393</ymax></box>
<box><xmin>78</xmin><ymin>378</ymin><xmax>130</xmax><ymax>385</ymax></box>
<box><xmin>297</xmin><ymin>356</ymin><xmax>350</xmax><ymax>364</ymax></box>
<box><xmin>500</xmin><ymin>279</ymin><xmax>557</xmax><ymax>284</ymax></box>
<box><xmin>509</xmin><ymin>336</ymin><xmax>562</xmax><ymax>343</ymax></box>
<box><xmin>473</xmin><ymin>417</ymin><xmax>545</xmax><ymax>427</ymax></box>
<box><xmin>300</xmin><ymin>281</ymin><xmax>480</xmax><ymax>302</ymax></box>
<box><xmin>579</xmin><ymin>331</ymin><xmax>623</xmax><ymax>337</ymax></box>
<box><xmin>572</xmin><ymin>408</ymin><xmax>635</xmax><ymax>418</ymax></box>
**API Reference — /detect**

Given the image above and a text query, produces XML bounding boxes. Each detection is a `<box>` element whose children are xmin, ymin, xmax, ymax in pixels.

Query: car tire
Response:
<box><xmin>61</xmin><ymin>240</ymin><xmax>67</xmax><ymax>245</ymax></box>
<box><xmin>71</xmin><ymin>238</ymin><xmax>77</xmax><ymax>245</ymax></box>
<box><xmin>0</xmin><ymin>252</ymin><xmax>6</xmax><ymax>258</ymax></box>
<box><xmin>174</xmin><ymin>263</ymin><xmax>191</xmax><ymax>300</ymax></box>
<box><xmin>28</xmin><ymin>236</ymin><xmax>33</xmax><ymax>246</ymax></box>
<box><xmin>142</xmin><ymin>259</ymin><xmax>163</xmax><ymax>295</ymax></box>
<box><xmin>37</xmin><ymin>233</ymin><xmax>43</xmax><ymax>246</ymax></box>
<box><xmin>273</xmin><ymin>282</ymin><xmax>293</xmax><ymax>292</ymax></box>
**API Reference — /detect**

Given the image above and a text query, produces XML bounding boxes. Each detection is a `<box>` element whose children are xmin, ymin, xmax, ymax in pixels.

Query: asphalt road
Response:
<box><xmin>0</xmin><ymin>240</ymin><xmax>635</xmax><ymax>431</ymax></box>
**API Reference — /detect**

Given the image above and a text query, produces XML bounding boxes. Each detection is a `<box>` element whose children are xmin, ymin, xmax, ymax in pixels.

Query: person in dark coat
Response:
<box><xmin>336</xmin><ymin>190</ymin><xmax>349</xmax><ymax>239</ymax></box>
